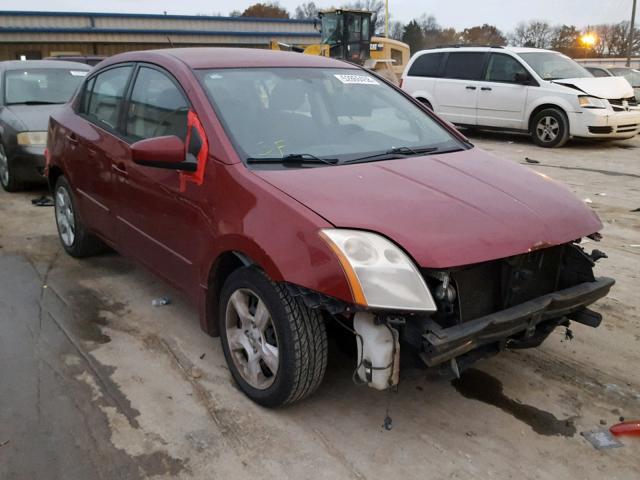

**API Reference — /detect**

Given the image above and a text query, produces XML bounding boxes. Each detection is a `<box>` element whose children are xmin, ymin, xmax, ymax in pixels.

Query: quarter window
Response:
<box><xmin>408</xmin><ymin>52</ymin><xmax>445</xmax><ymax>77</ymax></box>
<box><xmin>443</xmin><ymin>52</ymin><xmax>485</xmax><ymax>80</ymax></box>
<box><xmin>126</xmin><ymin>67</ymin><xmax>189</xmax><ymax>141</ymax></box>
<box><xmin>84</xmin><ymin>66</ymin><xmax>132</xmax><ymax>130</ymax></box>
<box><xmin>485</xmin><ymin>54</ymin><xmax>528</xmax><ymax>83</ymax></box>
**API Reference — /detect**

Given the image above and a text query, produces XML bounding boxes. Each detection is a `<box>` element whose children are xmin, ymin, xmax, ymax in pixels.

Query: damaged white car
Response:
<box><xmin>402</xmin><ymin>46</ymin><xmax>640</xmax><ymax>147</ymax></box>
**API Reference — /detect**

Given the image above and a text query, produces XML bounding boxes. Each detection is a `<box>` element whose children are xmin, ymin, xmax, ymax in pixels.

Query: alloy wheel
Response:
<box><xmin>55</xmin><ymin>186</ymin><xmax>76</xmax><ymax>247</ymax></box>
<box><xmin>225</xmin><ymin>288</ymin><xmax>279</xmax><ymax>390</ymax></box>
<box><xmin>536</xmin><ymin>116</ymin><xmax>559</xmax><ymax>143</ymax></box>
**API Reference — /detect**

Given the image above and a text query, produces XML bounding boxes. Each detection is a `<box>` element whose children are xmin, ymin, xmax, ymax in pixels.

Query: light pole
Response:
<box><xmin>385</xmin><ymin>0</ymin><xmax>389</xmax><ymax>38</ymax></box>
<box><xmin>627</xmin><ymin>0</ymin><xmax>637</xmax><ymax>67</ymax></box>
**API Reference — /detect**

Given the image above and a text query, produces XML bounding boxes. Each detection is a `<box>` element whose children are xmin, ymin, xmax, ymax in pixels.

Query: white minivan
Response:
<box><xmin>401</xmin><ymin>46</ymin><xmax>640</xmax><ymax>147</ymax></box>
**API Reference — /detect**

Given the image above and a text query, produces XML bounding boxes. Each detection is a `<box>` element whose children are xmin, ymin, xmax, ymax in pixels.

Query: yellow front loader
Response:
<box><xmin>270</xmin><ymin>9</ymin><xmax>410</xmax><ymax>84</ymax></box>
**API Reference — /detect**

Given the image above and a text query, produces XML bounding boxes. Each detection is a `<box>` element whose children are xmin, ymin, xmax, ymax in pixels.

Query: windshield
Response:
<box><xmin>610</xmin><ymin>68</ymin><xmax>640</xmax><ymax>87</ymax></box>
<box><xmin>519</xmin><ymin>52</ymin><xmax>592</xmax><ymax>80</ymax></box>
<box><xmin>197</xmin><ymin>67</ymin><xmax>463</xmax><ymax>165</ymax></box>
<box><xmin>4</xmin><ymin>68</ymin><xmax>87</xmax><ymax>105</ymax></box>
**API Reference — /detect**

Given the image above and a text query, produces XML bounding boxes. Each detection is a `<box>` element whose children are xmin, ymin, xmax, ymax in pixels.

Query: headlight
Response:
<box><xmin>17</xmin><ymin>131</ymin><xmax>47</xmax><ymax>146</ymax></box>
<box><xmin>578</xmin><ymin>96</ymin><xmax>608</xmax><ymax>109</ymax></box>
<box><xmin>319</xmin><ymin>229</ymin><xmax>436</xmax><ymax>311</ymax></box>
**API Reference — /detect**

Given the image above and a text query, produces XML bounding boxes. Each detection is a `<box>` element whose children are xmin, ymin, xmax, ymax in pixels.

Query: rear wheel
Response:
<box><xmin>219</xmin><ymin>267</ymin><xmax>328</xmax><ymax>407</ymax></box>
<box><xmin>531</xmin><ymin>108</ymin><xmax>569</xmax><ymax>148</ymax></box>
<box><xmin>0</xmin><ymin>144</ymin><xmax>21</xmax><ymax>192</ymax></box>
<box><xmin>418</xmin><ymin>98</ymin><xmax>433</xmax><ymax>111</ymax></box>
<box><xmin>54</xmin><ymin>176</ymin><xmax>105</xmax><ymax>258</ymax></box>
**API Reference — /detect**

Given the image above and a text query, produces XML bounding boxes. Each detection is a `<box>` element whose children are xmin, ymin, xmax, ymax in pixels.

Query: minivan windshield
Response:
<box><xmin>4</xmin><ymin>68</ymin><xmax>88</xmax><ymax>105</ymax></box>
<box><xmin>519</xmin><ymin>52</ymin><xmax>592</xmax><ymax>81</ymax></box>
<box><xmin>197</xmin><ymin>67</ymin><xmax>464</xmax><ymax>165</ymax></box>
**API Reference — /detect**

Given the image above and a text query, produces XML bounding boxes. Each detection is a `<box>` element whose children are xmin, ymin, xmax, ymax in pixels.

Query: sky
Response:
<box><xmin>3</xmin><ymin>0</ymin><xmax>636</xmax><ymax>31</ymax></box>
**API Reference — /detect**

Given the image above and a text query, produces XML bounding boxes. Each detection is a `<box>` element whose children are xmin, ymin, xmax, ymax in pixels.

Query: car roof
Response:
<box><xmin>413</xmin><ymin>46</ymin><xmax>557</xmax><ymax>55</ymax></box>
<box><xmin>0</xmin><ymin>59</ymin><xmax>91</xmax><ymax>70</ymax></box>
<box><xmin>100</xmin><ymin>47</ymin><xmax>359</xmax><ymax>70</ymax></box>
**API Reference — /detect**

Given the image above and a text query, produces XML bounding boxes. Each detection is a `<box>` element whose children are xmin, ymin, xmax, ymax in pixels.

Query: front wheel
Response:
<box><xmin>0</xmin><ymin>143</ymin><xmax>21</xmax><ymax>192</ymax></box>
<box><xmin>219</xmin><ymin>267</ymin><xmax>328</xmax><ymax>407</ymax></box>
<box><xmin>531</xmin><ymin>108</ymin><xmax>569</xmax><ymax>148</ymax></box>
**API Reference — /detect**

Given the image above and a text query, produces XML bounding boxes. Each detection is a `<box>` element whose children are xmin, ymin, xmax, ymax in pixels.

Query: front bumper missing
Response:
<box><xmin>420</xmin><ymin>277</ymin><xmax>615</xmax><ymax>367</ymax></box>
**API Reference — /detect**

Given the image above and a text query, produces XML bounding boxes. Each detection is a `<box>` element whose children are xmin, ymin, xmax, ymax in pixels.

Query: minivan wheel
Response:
<box><xmin>418</xmin><ymin>98</ymin><xmax>433</xmax><ymax>111</ymax></box>
<box><xmin>531</xmin><ymin>108</ymin><xmax>569</xmax><ymax>148</ymax></box>
<box><xmin>219</xmin><ymin>267</ymin><xmax>328</xmax><ymax>407</ymax></box>
<box><xmin>0</xmin><ymin>144</ymin><xmax>21</xmax><ymax>192</ymax></box>
<box><xmin>54</xmin><ymin>176</ymin><xmax>105</xmax><ymax>258</ymax></box>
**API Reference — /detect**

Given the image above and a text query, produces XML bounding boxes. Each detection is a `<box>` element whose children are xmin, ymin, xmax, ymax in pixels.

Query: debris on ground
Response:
<box><xmin>382</xmin><ymin>414</ymin><xmax>393</xmax><ymax>431</ymax></box>
<box><xmin>610</xmin><ymin>420</ymin><xmax>640</xmax><ymax>437</ymax></box>
<box><xmin>631</xmin><ymin>208</ymin><xmax>640</xmax><ymax>212</ymax></box>
<box><xmin>583</xmin><ymin>198</ymin><xmax>593</xmax><ymax>204</ymax></box>
<box><xmin>151</xmin><ymin>297</ymin><xmax>171</xmax><ymax>307</ymax></box>
<box><xmin>0</xmin><ymin>440</ymin><xmax>9</xmax><ymax>448</ymax></box>
<box><xmin>581</xmin><ymin>429</ymin><xmax>623</xmax><ymax>449</ymax></box>
<box><xmin>190</xmin><ymin>367</ymin><xmax>203</xmax><ymax>379</ymax></box>
<box><xmin>595</xmin><ymin>192</ymin><xmax>607</xmax><ymax>196</ymax></box>
<box><xmin>525</xmin><ymin>157</ymin><xmax>540</xmax><ymax>164</ymax></box>
<box><xmin>199</xmin><ymin>353</ymin><xmax>206</xmax><ymax>360</ymax></box>
<box><xmin>31</xmin><ymin>196</ymin><xmax>54</xmax><ymax>207</ymax></box>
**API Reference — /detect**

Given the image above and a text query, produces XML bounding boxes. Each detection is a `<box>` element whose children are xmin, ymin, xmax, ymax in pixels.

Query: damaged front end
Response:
<box><xmin>294</xmin><ymin>239</ymin><xmax>615</xmax><ymax>390</ymax></box>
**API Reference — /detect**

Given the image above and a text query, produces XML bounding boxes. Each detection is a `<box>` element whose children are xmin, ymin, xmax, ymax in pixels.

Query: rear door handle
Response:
<box><xmin>65</xmin><ymin>134</ymin><xmax>79</xmax><ymax>145</ymax></box>
<box><xmin>466</xmin><ymin>86</ymin><xmax>477</xmax><ymax>90</ymax></box>
<box><xmin>481</xmin><ymin>87</ymin><xmax>492</xmax><ymax>91</ymax></box>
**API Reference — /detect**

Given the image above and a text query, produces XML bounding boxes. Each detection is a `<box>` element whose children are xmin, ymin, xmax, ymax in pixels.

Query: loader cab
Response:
<box><xmin>319</xmin><ymin>9</ymin><xmax>374</xmax><ymax>63</ymax></box>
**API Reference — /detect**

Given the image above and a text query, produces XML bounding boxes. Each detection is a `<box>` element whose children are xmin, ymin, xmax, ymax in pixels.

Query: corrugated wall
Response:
<box><xmin>0</xmin><ymin>11</ymin><xmax>321</xmax><ymax>60</ymax></box>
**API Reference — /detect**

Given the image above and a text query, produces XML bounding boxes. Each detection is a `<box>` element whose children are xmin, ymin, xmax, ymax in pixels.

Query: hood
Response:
<box><xmin>5</xmin><ymin>104</ymin><xmax>65</xmax><ymax>131</ymax></box>
<box><xmin>255</xmin><ymin>149</ymin><xmax>602</xmax><ymax>268</ymax></box>
<box><xmin>552</xmin><ymin>76</ymin><xmax>633</xmax><ymax>99</ymax></box>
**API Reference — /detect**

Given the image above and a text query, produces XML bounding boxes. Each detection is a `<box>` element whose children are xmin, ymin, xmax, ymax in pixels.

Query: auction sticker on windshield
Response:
<box><xmin>334</xmin><ymin>74</ymin><xmax>379</xmax><ymax>85</ymax></box>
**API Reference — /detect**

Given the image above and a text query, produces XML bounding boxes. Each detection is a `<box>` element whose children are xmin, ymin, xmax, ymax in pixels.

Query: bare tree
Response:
<box><xmin>294</xmin><ymin>2</ymin><xmax>319</xmax><ymax>20</ymax></box>
<box><xmin>510</xmin><ymin>20</ymin><xmax>553</xmax><ymax>48</ymax></box>
<box><xmin>389</xmin><ymin>20</ymin><xmax>404</xmax><ymax>41</ymax></box>
<box><xmin>342</xmin><ymin>0</ymin><xmax>385</xmax><ymax>33</ymax></box>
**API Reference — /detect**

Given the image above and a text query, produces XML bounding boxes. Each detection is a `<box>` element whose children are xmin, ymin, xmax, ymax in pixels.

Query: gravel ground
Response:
<box><xmin>0</xmin><ymin>132</ymin><xmax>638</xmax><ymax>480</ymax></box>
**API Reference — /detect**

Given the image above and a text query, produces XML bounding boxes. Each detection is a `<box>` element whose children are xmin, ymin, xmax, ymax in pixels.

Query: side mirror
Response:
<box><xmin>514</xmin><ymin>72</ymin><xmax>533</xmax><ymax>85</ymax></box>
<box><xmin>131</xmin><ymin>135</ymin><xmax>196</xmax><ymax>172</ymax></box>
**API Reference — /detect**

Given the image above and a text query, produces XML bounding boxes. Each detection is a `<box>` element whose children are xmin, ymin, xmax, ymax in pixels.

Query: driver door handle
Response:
<box><xmin>481</xmin><ymin>87</ymin><xmax>492</xmax><ymax>91</ymax></box>
<box><xmin>465</xmin><ymin>85</ymin><xmax>477</xmax><ymax>90</ymax></box>
<box><xmin>65</xmin><ymin>134</ymin><xmax>79</xmax><ymax>145</ymax></box>
<box><xmin>111</xmin><ymin>163</ymin><xmax>128</xmax><ymax>177</ymax></box>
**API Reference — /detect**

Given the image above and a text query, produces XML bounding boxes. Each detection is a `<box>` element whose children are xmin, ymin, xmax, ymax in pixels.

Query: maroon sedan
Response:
<box><xmin>46</xmin><ymin>48</ymin><xmax>614</xmax><ymax>407</ymax></box>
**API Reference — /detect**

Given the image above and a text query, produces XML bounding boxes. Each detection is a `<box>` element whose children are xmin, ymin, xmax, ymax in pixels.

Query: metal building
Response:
<box><xmin>0</xmin><ymin>10</ymin><xmax>321</xmax><ymax>60</ymax></box>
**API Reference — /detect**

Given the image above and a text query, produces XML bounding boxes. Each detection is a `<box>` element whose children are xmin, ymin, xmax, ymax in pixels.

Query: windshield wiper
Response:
<box><xmin>7</xmin><ymin>100</ymin><xmax>64</xmax><ymax>105</ymax></box>
<box><xmin>343</xmin><ymin>146</ymin><xmax>440</xmax><ymax>164</ymax></box>
<box><xmin>246</xmin><ymin>153</ymin><xmax>338</xmax><ymax>166</ymax></box>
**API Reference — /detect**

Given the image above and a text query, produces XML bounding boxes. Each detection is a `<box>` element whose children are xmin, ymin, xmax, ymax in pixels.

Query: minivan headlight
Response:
<box><xmin>17</xmin><ymin>131</ymin><xmax>47</xmax><ymax>146</ymax></box>
<box><xmin>319</xmin><ymin>229</ymin><xmax>436</xmax><ymax>311</ymax></box>
<box><xmin>578</xmin><ymin>96</ymin><xmax>608</xmax><ymax>109</ymax></box>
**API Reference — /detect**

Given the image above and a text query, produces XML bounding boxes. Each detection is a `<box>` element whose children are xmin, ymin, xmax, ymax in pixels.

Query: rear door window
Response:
<box><xmin>443</xmin><ymin>52</ymin><xmax>486</xmax><ymax>80</ymax></box>
<box><xmin>83</xmin><ymin>66</ymin><xmax>133</xmax><ymax>130</ymax></box>
<box><xmin>125</xmin><ymin>66</ymin><xmax>189</xmax><ymax>142</ymax></box>
<box><xmin>408</xmin><ymin>52</ymin><xmax>445</xmax><ymax>77</ymax></box>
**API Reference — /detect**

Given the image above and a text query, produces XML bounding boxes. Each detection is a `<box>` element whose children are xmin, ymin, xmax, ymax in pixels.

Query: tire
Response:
<box><xmin>530</xmin><ymin>108</ymin><xmax>569</xmax><ymax>148</ymax></box>
<box><xmin>54</xmin><ymin>176</ymin><xmax>105</xmax><ymax>258</ymax></box>
<box><xmin>418</xmin><ymin>98</ymin><xmax>433</xmax><ymax>111</ymax></box>
<box><xmin>0</xmin><ymin>143</ymin><xmax>22</xmax><ymax>192</ymax></box>
<box><xmin>219</xmin><ymin>267</ymin><xmax>328</xmax><ymax>407</ymax></box>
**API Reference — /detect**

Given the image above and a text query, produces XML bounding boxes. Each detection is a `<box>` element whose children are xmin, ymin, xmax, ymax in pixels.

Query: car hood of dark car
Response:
<box><xmin>4</xmin><ymin>104</ymin><xmax>65</xmax><ymax>131</ymax></box>
<box><xmin>254</xmin><ymin>148</ymin><xmax>602</xmax><ymax>268</ymax></box>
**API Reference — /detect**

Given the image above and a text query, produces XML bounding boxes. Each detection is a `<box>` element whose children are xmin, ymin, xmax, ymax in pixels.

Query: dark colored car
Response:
<box><xmin>46</xmin><ymin>55</ymin><xmax>107</xmax><ymax>67</ymax></box>
<box><xmin>0</xmin><ymin>60</ymin><xmax>90</xmax><ymax>191</ymax></box>
<box><xmin>46</xmin><ymin>48</ymin><xmax>614</xmax><ymax>407</ymax></box>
